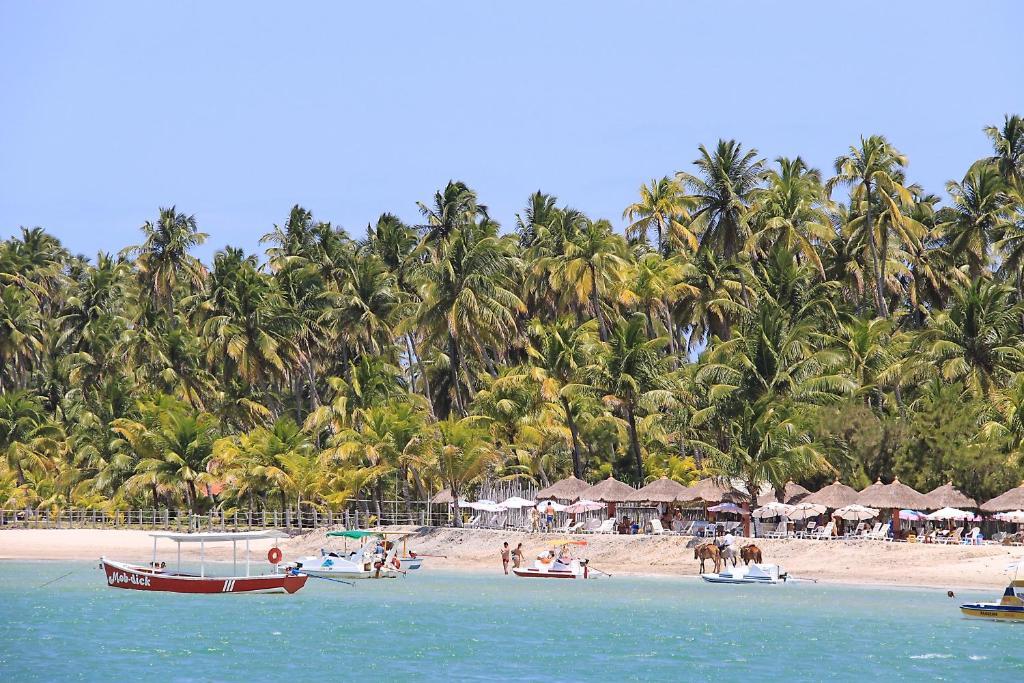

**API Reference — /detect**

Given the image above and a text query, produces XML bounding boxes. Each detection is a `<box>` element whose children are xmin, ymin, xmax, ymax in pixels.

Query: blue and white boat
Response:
<box><xmin>701</xmin><ymin>563</ymin><xmax>787</xmax><ymax>584</ymax></box>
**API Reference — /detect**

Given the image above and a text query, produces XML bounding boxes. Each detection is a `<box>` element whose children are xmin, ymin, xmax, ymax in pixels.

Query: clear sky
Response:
<box><xmin>1</xmin><ymin>1</ymin><xmax>1022</xmax><ymax>261</ymax></box>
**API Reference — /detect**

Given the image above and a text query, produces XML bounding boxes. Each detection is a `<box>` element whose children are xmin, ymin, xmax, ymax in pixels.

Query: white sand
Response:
<box><xmin>4</xmin><ymin>527</ymin><xmax>1023</xmax><ymax>590</ymax></box>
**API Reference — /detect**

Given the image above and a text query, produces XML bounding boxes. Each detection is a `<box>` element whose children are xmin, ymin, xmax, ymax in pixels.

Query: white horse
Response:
<box><xmin>720</xmin><ymin>544</ymin><xmax>740</xmax><ymax>568</ymax></box>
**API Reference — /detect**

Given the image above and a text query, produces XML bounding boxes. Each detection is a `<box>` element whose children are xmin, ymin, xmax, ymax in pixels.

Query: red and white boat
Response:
<box><xmin>101</xmin><ymin>530</ymin><xmax>308</xmax><ymax>594</ymax></box>
<box><xmin>513</xmin><ymin>540</ymin><xmax>595</xmax><ymax>579</ymax></box>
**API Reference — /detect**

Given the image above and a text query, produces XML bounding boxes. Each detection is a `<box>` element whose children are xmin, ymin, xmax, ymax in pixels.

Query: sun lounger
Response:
<box><xmin>647</xmin><ymin>519</ymin><xmax>670</xmax><ymax>535</ymax></box>
<box><xmin>590</xmin><ymin>518</ymin><xmax>616</xmax><ymax>534</ymax></box>
<box><xmin>765</xmin><ymin>520</ymin><xmax>790</xmax><ymax>538</ymax></box>
<box><xmin>673</xmin><ymin>520</ymin><xmax>694</xmax><ymax>534</ymax></box>
<box><xmin>809</xmin><ymin>521</ymin><xmax>834</xmax><ymax>540</ymax></box>
<box><xmin>844</xmin><ymin>522</ymin><xmax>866</xmax><ymax>539</ymax></box>
<box><xmin>583</xmin><ymin>518</ymin><xmax>602</xmax><ymax>533</ymax></box>
<box><xmin>796</xmin><ymin>521</ymin><xmax>817</xmax><ymax>539</ymax></box>
<box><xmin>938</xmin><ymin>528</ymin><xmax>963</xmax><ymax>545</ymax></box>
<box><xmin>962</xmin><ymin>527</ymin><xmax>982</xmax><ymax>545</ymax></box>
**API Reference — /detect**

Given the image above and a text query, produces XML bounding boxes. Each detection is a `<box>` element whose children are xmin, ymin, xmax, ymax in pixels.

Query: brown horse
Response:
<box><xmin>740</xmin><ymin>544</ymin><xmax>762</xmax><ymax>565</ymax></box>
<box><xmin>694</xmin><ymin>543</ymin><xmax>722</xmax><ymax>573</ymax></box>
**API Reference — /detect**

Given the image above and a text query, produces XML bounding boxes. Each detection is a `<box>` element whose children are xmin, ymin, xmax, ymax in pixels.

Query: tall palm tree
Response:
<box><xmin>943</xmin><ymin>165</ymin><xmax>1012</xmax><ymax>280</ymax></box>
<box><xmin>417</xmin><ymin>181</ymin><xmax>483</xmax><ymax>248</ymax></box>
<box><xmin>430</xmin><ymin>415</ymin><xmax>499</xmax><ymax>527</ymax></box>
<box><xmin>829</xmin><ymin>136</ymin><xmax>914</xmax><ymax>318</ymax></box>
<box><xmin>984</xmin><ymin>114</ymin><xmax>1024</xmax><ymax>189</ymax></box>
<box><xmin>0</xmin><ymin>391</ymin><xmax>62</xmax><ymax>487</ymax></box>
<box><xmin>677</xmin><ymin>140</ymin><xmax>764</xmax><ymax>259</ymax></box>
<box><xmin>623</xmin><ymin>177</ymin><xmax>695</xmax><ymax>254</ymax></box>
<box><xmin>125</xmin><ymin>207</ymin><xmax>208</xmax><ymax>310</ymax></box>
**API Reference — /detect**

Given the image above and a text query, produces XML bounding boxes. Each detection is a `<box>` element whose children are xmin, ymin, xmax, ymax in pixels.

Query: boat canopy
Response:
<box><xmin>327</xmin><ymin>530</ymin><xmax>380</xmax><ymax>539</ymax></box>
<box><xmin>149</xmin><ymin>530</ymin><xmax>285</xmax><ymax>543</ymax></box>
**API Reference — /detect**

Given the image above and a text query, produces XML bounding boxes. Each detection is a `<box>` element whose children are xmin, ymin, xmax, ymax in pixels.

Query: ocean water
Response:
<box><xmin>1</xmin><ymin>561</ymin><xmax>1022</xmax><ymax>682</ymax></box>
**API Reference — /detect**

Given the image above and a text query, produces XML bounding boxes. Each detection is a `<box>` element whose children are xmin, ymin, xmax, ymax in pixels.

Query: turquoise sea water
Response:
<box><xmin>1</xmin><ymin>561</ymin><xmax>1022</xmax><ymax>682</ymax></box>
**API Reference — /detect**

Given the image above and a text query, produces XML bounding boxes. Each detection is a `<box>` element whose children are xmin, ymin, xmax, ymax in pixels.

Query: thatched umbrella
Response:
<box><xmin>803</xmin><ymin>479</ymin><xmax>859</xmax><ymax>509</ymax></box>
<box><xmin>757</xmin><ymin>480</ymin><xmax>811</xmax><ymax>506</ymax></box>
<box><xmin>535</xmin><ymin>475</ymin><xmax>592</xmax><ymax>502</ymax></box>
<box><xmin>431</xmin><ymin>490</ymin><xmax>455</xmax><ymax>505</ymax></box>
<box><xmin>856</xmin><ymin>477</ymin><xmax>929</xmax><ymax>535</ymax></box>
<box><xmin>686</xmin><ymin>478</ymin><xmax>745</xmax><ymax>504</ymax></box>
<box><xmin>584</xmin><ymin>476</ymin><xmax>637</xmax><ymax>517</ymax></box>
<box><xmin>981</xmin><ymin>483</ymin><xmax>1024</xmax><ymax>512</ymax></box>
<box><xmin>923</xmin><ymin>482</ymin><xmax>978</xmax><ymax>510</ymax></box>
<box><xmin>626</xmin><ymin>477</ymin><xmax>691</xmax><ymax>504</ymax></box>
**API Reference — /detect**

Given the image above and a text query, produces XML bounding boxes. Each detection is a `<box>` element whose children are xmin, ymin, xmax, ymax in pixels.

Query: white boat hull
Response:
<box><xmin>701</xmin><ymin>564</ymin><xmax>786</xmax><ymax>584</ymax></box>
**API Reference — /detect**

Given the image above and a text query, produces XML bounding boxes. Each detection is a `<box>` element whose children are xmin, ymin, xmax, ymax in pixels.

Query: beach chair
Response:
<box><xmin>647</xmin><ymin>519</ymin><xmax>670</xmax><ymax>535</ymax></box>
<box><xmin>844</xmin><ymin>522</ymin><xmax>866</xmax><ymax>539</ymax></box>
<box><xmin>863</xmin><ymin>523</ymin><xmax>885</xmax><ymax>540</ymax></box>
<box><xmin>796</xmin><ymin>521</ymin><xmax>817</xmax><ymax>539</ymax></box>
<box><xmin>938</xmin><ymin>528</ymin><xmax>962</xmax><ymax>545</ymax></box>
<box><xmin>592</xmin><ymin>518</ymin><xmax>616</xmax><ymax>534</ymax></box>
<box><xmin>768</xmin><ymin>519</ymin><xmax>791</xmax><ymax>539</ymax></box>
<box><xmin>583</xmin><ymin>518</ymin><xmax>602</xmax><ymax>533</ymax></box>
<box><xmin>673</xmin><ymin>520</ymin><xmax>692</xmax><ymax>534</ymax></box>
<box><xmin>464</xmin><ymin>515</ymin><xmax>481</xmax><ymax>528</ymax></box>
<box><xmin>810</xmin><ymin>521</ymin><xmax>834</xmax><ymax>540</ymax></box>
<box><xmin>962</xmin><ymin>527</ymin><xmax>982</xmax><ymax>545</ymax></box>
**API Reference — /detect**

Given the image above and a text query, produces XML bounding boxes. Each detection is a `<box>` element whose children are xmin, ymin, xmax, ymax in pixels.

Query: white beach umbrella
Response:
<box><xmin>535</xmin><ymin>500</ymin><xmax>568</xmax><ymax>512</ymax></box>
<box><xmin>834</xmin><ymin>504</ymin><xmax>880</xmax><ymax>520</ymax></box>
<box><xmin>498</xmin><ymin>496</ymin><xmax>536</xmax><ymax>510</ymax></box>
<box><xmin>707</xmin><ymin>502</ymin><xmax>743</xmax><ymax>513</ymax></box>
<box><xmin>787</xmin><ymin>502</ymin><xmax>828</xmax><ymax>520</ymax></box>
<box><xmin>751</xmin><ymin>502</ymin><xmax>794</xmax><ymax>519</ymax></box>
<box><xmin>995</xmin><ymin>510</ymin><xmax>1024</xmax><ymax>523</ymax></box>
<box><xmin>926</xmin><ymin>507</ymin><xmax>972</xmax><ymax>521</ymax></box>
<box><xmin>463</xmin><ymin>499</ymin><xmax>499</xmax><ymax>511</ymax></box>
<box><xmin>564</xmin><ymin>499</ymin><xmax>604</xmax><ymax>513</ymax></box>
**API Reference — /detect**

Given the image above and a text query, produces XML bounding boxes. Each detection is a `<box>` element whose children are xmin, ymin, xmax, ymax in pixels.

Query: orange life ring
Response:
<box><xmin>539</xmin><ymin>556</ymin><xmax>554</xmax><ymax>565</ymax></box>
<box><xmin>267</xmin><ymin>547</ymin><xmax>283</xmax><ymax>564</ymax></box>
<box><xmin>391</xmin><ymin>556</ymin><xmax>401</xmax><ymax>569</ymax></box>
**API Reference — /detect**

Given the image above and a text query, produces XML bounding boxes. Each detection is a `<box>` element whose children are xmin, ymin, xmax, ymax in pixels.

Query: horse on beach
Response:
<box><xmin>694</xmin><ymin>543</ymin><xmax>722</xmax><ymax>573</ymax></box>
<box><xmin>721</xmin><ymin>544</ymin><xmax>740</xmax><ymax>567</ymax></box>
<box><xmin>740</xmin><ymin>544</ymin><xmax>762</xmax><ymax>565</ymax></box>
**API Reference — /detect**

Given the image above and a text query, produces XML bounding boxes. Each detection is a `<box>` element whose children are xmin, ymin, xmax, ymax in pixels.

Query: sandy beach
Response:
<box><xmin>3</xmin><ymin>526</ymin><xmax>1023</xmax><ymax>590</ymax></box>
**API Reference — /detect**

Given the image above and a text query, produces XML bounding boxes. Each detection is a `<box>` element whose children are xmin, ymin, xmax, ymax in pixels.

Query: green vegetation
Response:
<box><xmin>4</xmin><ymin>116</ymin><xmax>1024</xmax><ymax>514</ymax></box>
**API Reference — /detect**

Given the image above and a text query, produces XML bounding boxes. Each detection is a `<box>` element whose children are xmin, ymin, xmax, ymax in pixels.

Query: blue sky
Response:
<box><xmin>1</xmin><ymin>1</ymin><xmax>1022</xmax><ymax>261</ymax></box>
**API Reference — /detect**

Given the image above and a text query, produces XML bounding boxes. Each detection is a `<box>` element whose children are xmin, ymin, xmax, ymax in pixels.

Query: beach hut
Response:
<box><xmin>980</xmin><ymin>483</ymin><xmax>1024</xmax><ymax>512</ymax></box>
<box><xmin>431</xmin><ymin>490</ymin><xmax>456</xmax><ymax>504</ymax></box>
<box><xmin>803</xmin><ymin>479</ymin><xmax>859</xmax><ymax>509</ymax></box>
<box><xmin>583</xmin><ymin>476</ymin><xmax>637</xmax><ymax>517</ymax></box>
<box><xmin>757</xmin><ymin>480</ymin><xmax>811</xmax><ymax>505</ymax></box>
<box><xmin>625</xmin><ymin>477</ymin><xmax>692</xmax><ymax>504</ymax></box>
<box><xmin>535</xmin><ymin>476</ymin><xmax>592</xmax><ymax>502</ymax></box>
<box><xmin>923</xmin><ymin>482</ymin><xmax>978</xmax><ymax>510</ymax></box>
<box><xmin>856</xmin><ymin>477</ymin><xmax>929</xmax><ymax>536</ymax></box>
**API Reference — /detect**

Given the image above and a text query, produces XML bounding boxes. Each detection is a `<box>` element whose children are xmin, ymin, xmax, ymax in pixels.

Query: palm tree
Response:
<box><xmin>748</xmin><ymin>157</ymin><xmax>833</xmax><ymax>277</ymax></box>
<box><xmin>0</xmin><ymin>285</ymin><xmax>44</xmax><ymax>391</ymax></box>
<box><xmin>125</xmin><ymin>207</ymin><xmax>208</xmax><ymax>310</ymax></box>
<box><xmin>920</xmin><ymin>279</ymin><xmax>1024</xmax><ymax>400</ymax></box>
<box><xmin>675</xmin><ymin>251</ymin><xmax>755</xmax><ymax>350</ymax></box>
<box><xmin>589</xmin><ymin>313</ymin><xmax>674</xmax><ymax>481</ymax></box>
<box><xmin>829</xmin><ymin>136</ymin><xmax>913</xmax><ymax>318</ymax></box>
<box><xmin>943</xmin><ymin>165</ymin><xmax>1013</xmax><ymax>279</ymax></box>
<box><xmin>0</xmin><ymin>391</ymin><xmax>62</xmax><ymax>487</ymax></box>
<box><xmin>984</xmin><ymin>114</ymin><xmax>1024</xmax><ymax>189</ymax></box>
<box><xmin>417</xmin><ymin>181</ymin><xmax>483</xmax><ymax>248</ymax></box>
<box><xmin>431</xmin><ymin>415</ymin><xmax>499</xmax><ymax>527</ymax></box>
<box><xmin>677</xmin><ymin>140</ymin><xmax>764</xmax><ymax>259</ymax></box>
<box><xmin>547</xmin><ymin>217</ymin><xmax>629</xmax><ymax>341</ymax></box>
<box><xmin>623</xmin><ymin>177</ymin><xmax>695</xmax><ymax>254</ymax></box>
<box><xmin>618</xmin><ymin>253</ymin><xmax>697</xmax><ymax>356</ymax></box>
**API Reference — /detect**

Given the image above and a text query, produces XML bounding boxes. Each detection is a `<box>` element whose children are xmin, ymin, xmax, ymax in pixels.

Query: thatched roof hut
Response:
<box><xmin>757</xmin><ymin>480</ymin><xmax>811</xmax><ymax>505</ymax></box>
<box><xmin>856</xmin><ymin>477</ymin><xmax>929</xmax><ymax>510</ymax></box>
<box><xmin>802</xmin><ymin>480</ymin><xmax>859</xmax><ymax>509</ymax></box>
<box><xmin>430</xmin><ymin>490</ymin><xmax>455</xmax><ymax>504</ymax></box>
<box><xmin>923</xmin><ymin>482</ymin><xmax>978</xmax><ymax>510</ymax></box>
<box><xmin>583</xmin><ymin>476</ymin><xmax>637</xmax><ymax>503</ymax></box>
<box><xmin>626</xmin><ymin>477</ymin><xmax>691</xmax><ymax>503</ymax></box>
<box><xmin>685</xmin><ymin>478</ymin><xmax>746</xmax><ymax>504</ymax></box>
<box><xmin>981</xmin><ymin>483</ymin><xmax>1024</xmax><ymax>512</ymax></box>
<box><xmin>535</xmin><ymin>475</ymin><xmax>592</xmax><ymax>502</ymax></box>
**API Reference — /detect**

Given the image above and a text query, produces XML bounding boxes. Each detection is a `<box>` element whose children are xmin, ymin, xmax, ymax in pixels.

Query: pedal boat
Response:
<box><xmin>701</xmin><ymin>563</ymin><xmax>787</xmax><ymax>584</ymax></box>
<box><xmin>960</xmin><ymin>580</ymin><xmax>1024</xmax><ymax>621</ymax></box>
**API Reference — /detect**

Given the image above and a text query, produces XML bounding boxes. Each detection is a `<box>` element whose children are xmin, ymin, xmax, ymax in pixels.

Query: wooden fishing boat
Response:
<box><xmin>101</xmin><ymin>530</ymin><xmax>307</xmax><ymax>594</ymax></box>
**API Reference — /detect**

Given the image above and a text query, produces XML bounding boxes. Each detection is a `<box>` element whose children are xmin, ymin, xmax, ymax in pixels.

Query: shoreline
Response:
<box><xmin>3</xmin><ymin>527</ymin><xmax>1022</xmax><ymax>591</ymax></box>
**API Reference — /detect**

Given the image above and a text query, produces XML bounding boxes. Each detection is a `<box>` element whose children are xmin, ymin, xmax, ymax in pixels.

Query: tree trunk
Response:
<box><xmin>864</xmin><ymin>180</ymin><xmax>890</xmax><ymax>318</ymax></box>
<box><xmin>450</xmin><ymin>486</ymin><xmax>462</xmax><ymax>527</ymax></box>
<box><xmin>589</xmin><ymin>266</ymin><xmax>608</xmax><ymax>341</ymax></box>
<box><xmin>625</xmin><ymin>402</ymin><xmax>645</xmax><ymax>482</ymax></box>
<box><xmin>448</xmin><ymin>334</ymin><xmax>466</xmax><ymax>416</ymax></box>
<box><xmin>561</xmin><ymin>396</ymin><xmax>584</xmax><ymax>479</ymax></box>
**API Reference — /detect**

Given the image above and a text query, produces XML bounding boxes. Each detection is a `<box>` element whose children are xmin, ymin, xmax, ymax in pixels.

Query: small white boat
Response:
<box><xmin>288</xmin><ymin>530</ymin><xmax>401</xmax><ymax>580</ymax></box>
<box><xmin>701</xmin><ymin>563</ymin><xmax>787</xmax><ymax>584</ymax></box>
<box><xmin>513</xmin><ymin>540</ymin><xmax>595</xmax><ymax>579</ymax></box>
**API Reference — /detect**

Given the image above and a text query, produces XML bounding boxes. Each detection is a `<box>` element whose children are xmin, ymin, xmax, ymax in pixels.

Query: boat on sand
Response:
<box><xmin>101</xmin><ymin>530</ymin><xmax>307</xmax><ymax>594</ymax></box>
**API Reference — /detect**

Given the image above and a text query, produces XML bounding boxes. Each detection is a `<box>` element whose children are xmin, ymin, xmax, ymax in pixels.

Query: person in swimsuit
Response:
<box><xmin>501</xmin><ymin>542</ymin><xmax>511</xmax><ymax>574</ymax></box>
<box><xmin>512</xmin><ymin>543</ymin><xmax>524</xmax><ymax>569</ymax></box>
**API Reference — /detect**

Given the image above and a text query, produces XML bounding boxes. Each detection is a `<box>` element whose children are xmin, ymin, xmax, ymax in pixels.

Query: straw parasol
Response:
<box><xmin>856</xmin><ymin>477</ymin><xmax>929</xmax><ymax>534</ymax></box>
<box><xmin>802</xmin><ymin>479</ymin><xmax>859</xmax><ymax>509</ymax></box>
<box><xmin>431</xmin><ymin>490</ymin><xmax>455</xmax><ymax>505</ymax></box>
<box><xmin>923</xmin><ymin>482</ymin><xmax>978</xmax><ymax>510</ymax></box>
<box><xmin>625</xmin><ymin>477</ymin><xmax>691</xmax><ymax>504</ymax></box>
<box><xmin>535</xmin><ymin>475</ymin><xmax>592</xmax><ymax>502</ymax></box>
<box><xmin>584</xmin><ymin>476</ymin><xmax>637</xmax><ymax>503</ymax></box>
<box><xmin>686</xmin><ymin>478</ymin><xmax>745</xmax><ymax>504</ymax></box>
<box><xmin>757</xmin><ymin>480</ymin><xmax>811</xmax><ymax>505</ymax></box>
<box><xmin>856</xmin><ymin>477</ymin><xmax>930</xmax><ymax>510</ymax></box>
<box><xmin>981</xmin><ymin>483</ymin><xmax>1024</xmax><ymax>512</ymax></box>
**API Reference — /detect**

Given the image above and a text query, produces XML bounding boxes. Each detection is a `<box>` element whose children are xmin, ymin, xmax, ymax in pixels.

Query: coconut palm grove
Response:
<box><xmin>3</xmin><ymin>117</ymin><xmax>1024</xmax><ymax>516</ymax></box>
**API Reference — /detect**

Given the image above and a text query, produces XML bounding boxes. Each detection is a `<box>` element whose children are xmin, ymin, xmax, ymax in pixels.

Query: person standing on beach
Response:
<box><xmin>512</xmin><ymin>543</ymin><xmax>524</xmax><ymax>569</ymax></box>
<box><xmin>501</xmin><ymin>542</ymin><xmax>511</xmax><ymax>574</ymax></box>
